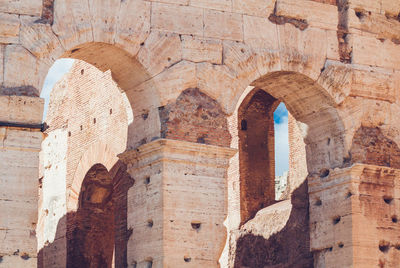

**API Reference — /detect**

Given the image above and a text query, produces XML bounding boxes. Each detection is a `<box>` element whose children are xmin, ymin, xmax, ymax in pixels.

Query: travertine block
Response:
<box><xmin>190</xmin><ymin>0</ymin><xmax>232</xmax><ymax>11</ymax></box>
<box><xmin>382</xmin><ymin>0</ymin><xmax>400</xmax><ymax>16</ymax></box>
<box><xmin>137</xmin><ymin>31</ymin><xmax>182</xmax><ymax>77</ymax></box>
<box><xmin>3</xmin><ymin>45</ymin><xmax>48</xmax><ymax>93</ymax></box>
<box><xmin>0</xmin><ymin>95</ymin><xmax>44</xmax><ymax>124</ymax></box>
<box><xmin>243</xmin><ymin>15</ymin><xmax>279</xmax><ymax>49</ymax></box>
<box><xmin>52</xmin><ymin>0</ymin><xmax>93</xmax><ymax>50</ymax></box>
<box><xmin>275</xmin><ymin>0</ymin><xmax>338</xmax><ymax>30</ymax></box>
<box><xmin>348</xmin><ymin>0</ymin><xmax>381</xmax><ymax>13</ymax></box>
<box><xmin>204</xmin><ymin>10</ymin><xmax>243</xmax><ymax>41</ymax></box>
<box><xmin>20</xmin><ymin>16</ymin><xmax>64</xmax><ymax>60</ymax></box>
<box><xmin>232</xmin><ymin>0</ymin><xmax>275</xmax><ymax>17</ymax></box>
<box><xmin>89</xmin><ymin>0</ymin><xmax>120</xmax><ymax>44</ymax></box>
<box><xmin>0</xmin><ymin>0</ymin><xmax>42</xmax><ymax>16</ymax></box>
<box><xmin>278</xmin><ymin>24</ymin><xmax>327</xmax><ymax>80</ymax></box>
<box><xmin>148</xmin><ymin>0</ymin><xmax>189</xmax><ymax>4</ymax></box>
<box><xmin>181</xmin><ymin>35</ymin><xmax>222</xmax><ymax>64</ymax></box>
<box><xmin>151</xmin><ymin>3</ymin><xmax>203</xmax><ymax>36</ymax></box>
<box><xmin>0</xmin><ymin>13</ymin><xmax>20</xmax><ymax>44</ymax></box>
<box><xmin>352</xmin><ymin>34</ymin><xmax>400</xmax><ymax>70</ymax></box>
<box><xmin>114</xmin><ymin>0</ymin><xmax>150</xmax><ymax>56</ymax></box>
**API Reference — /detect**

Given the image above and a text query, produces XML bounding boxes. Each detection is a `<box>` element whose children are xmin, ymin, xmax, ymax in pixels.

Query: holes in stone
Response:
<box><xmin>147</xmin><ymin>219</ymin><xmax>153</xmax><ymax>228</ymax></box>
<box><xmin>314</xmin><ymin>199</ymin><xmax>322</xmax><ymax>206</ymax></box>
<box><xmin>80</xmin><ymin>69</ymin><xmax>84</xmax><ymax>75</ymax></box>
<box><xmin>71</xmin><ymin>48</ymin><xmax>80</xmax><ymax>53</ymax></box>
<box><xmin>379</xmin><ymin>241</ymin><xmax>390</xmax><ymax>253</ymax></box>
<box><xmin>320</xmin><ymin>168</ymin><xmax>330</xmax><ymax>178</ymax></box>
<box><xmin>346</xmin><ymin>191</ymin><xmax>353</xmax><ymax>199</ymax></box>
<box><xmin>392</xmin><ymin>215</ymin><xmax>398</xmax><ymax>223</ymax></box>
<box><xmin>184</xmin><ymin>256</ymin><xmax>191</xmax><ymax>262</ymax></box>
<box><xmin>145</xmin><ymin>177</ymin><xmax>150</xmax><ymax>185</ymax></box>
<box><xmin>191</xmin><ymin>221</ymin><xmax>201</xmax><ymax>230</ymax></box>
<box><xmin>68</xmin><ymin>131</ymin><xmax>71</xmax><ymax>137</ymax></box>
<box><xmin>395</xmin><ymin>244</ymin><xmax>400</xmax><ymax>250</ymax></box>
<box><xmin>20</xmin><ymin>253</ymin><xmax>30</xmax><ymax>260</ymax></box>
<box><xmin>332</xmin><ymin>216</ymin><xmax>341</xmax><ymax>225</ymax></box>
<box><xmin>142</xmin><ymin>112</ymin><xmax>149</xmax><ymax>120</ymax></box>
<box><xmin>327</xmin><ymin>137</ymin><xmax>331</xmax><ymax>145</ymax></box>
<box><xmin>338</xmin><ymin>242</ymin><xmax>344</xmax><ymax>248</ymax></box>
<box><xmin>383</xmin><ymin>196</ymin><xmax>393</xmax><ymax>204</ymax></box>
<box><xmin>110</xmin><ymin>108</ymin><xmax>113</xmax><ymax>115</ymax></box>
<box><xmin>241</xmin><ymin>119</ymin><xmax>247</xmax><ymax>130</ymax></box>
<box><xmin>140</xmin><ymin>42</ymin><xmax>145</xmax><ymax>46</ymax></box>
<box><xmin>167</xmin><ymin>57</ymin><xmax>171</xmax><ymax>61</ymax></box>
<box><xmin>197</xmin><ymin>135</ymin><xmax>206</xmax><ymax>144</ymax></box>
<box><xmin>93</xmin><ymin>118</ymin><xmax>96</xmax><ymax>124</ymax></box>
<box><xmin>240</xmin><ymin>48</ymin><xmax>245</xmax><ymax>53</ymax></box>
<box><xmin>80</xmin><ymin>125</ymin><xmax>83</xmax><ymax>131</ymax></box>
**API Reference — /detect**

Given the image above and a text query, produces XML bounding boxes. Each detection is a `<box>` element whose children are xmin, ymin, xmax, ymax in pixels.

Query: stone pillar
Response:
<box><xmin>0</xmin><ymin>95</ymin><xmax>44</xmax><ymax>267</ymax></box>
<box><xmin>309</xmin><ymin>164</ymin><xmax>400</xmax><ymax>267</ymax></box>
<box><xmin>119</xmin><ymin>139</ymin><xmax>236</xmax><ymax>268</ymax></box>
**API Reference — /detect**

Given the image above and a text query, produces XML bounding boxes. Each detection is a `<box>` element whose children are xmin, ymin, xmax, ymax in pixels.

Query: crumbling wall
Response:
<box><xmin>38</xmin><ymin>60</ymin><xmax>131</xmax><ymax>267</ymax></box>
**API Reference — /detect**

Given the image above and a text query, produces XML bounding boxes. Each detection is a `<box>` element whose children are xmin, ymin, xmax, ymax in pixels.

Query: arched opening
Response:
<box><xmin>229</xmin><ymin>71</ymin><xmax>345</xmax><ymax>267</ymax></box>
<box><xmin>68</xmin><ymin>164</ymin><xmax>114</xmax><ymax>268</ymax></box>
<box><xmin>238</xmin><ymin>89</ymin><xmax>280</xmax><ymax>224</ymax></box>
<box><xmin>38</xmin><ymin>43</ymin><xmax>137</xmax><ymax>267</ymax></box>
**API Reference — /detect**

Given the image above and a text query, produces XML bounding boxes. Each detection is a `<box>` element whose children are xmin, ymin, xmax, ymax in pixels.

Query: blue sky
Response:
<box><xmin>42</xmin><ymin>60</ymin><xmax>289</xmax><ymax>176</ymax></box>
<box><xmin>40</xmin><ymin>59</ymin><xmax>74</xmax><ymax>120</ymax></box>
<box><xmin>274</xmin><ymin>103</ymin><xmax>289</xmax><ymax>176</ymax></box>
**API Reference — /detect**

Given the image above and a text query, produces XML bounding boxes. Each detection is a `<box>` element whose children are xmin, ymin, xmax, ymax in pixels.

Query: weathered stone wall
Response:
<box><xmin>0</xmin><ymin>95</ymin><xmax>43</xmax><ymax>266</ymax></box>
<box><xmin>1</xmin><ymin>0</ymin><xmax>400</xmax><ymax>267</ymax></box>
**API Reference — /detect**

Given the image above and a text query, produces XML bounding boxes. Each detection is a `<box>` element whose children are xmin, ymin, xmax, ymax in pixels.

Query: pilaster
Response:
<box><xmin>0</xmin><ymin>95</ymin><xmax>44</xmax><ymax>267</ymax></box>
<box><xmin>119</xmin><ymin>139</ymin><xmax>236</xmax><ymax>268</ymax></box>
<box><xmin>309</xmin><ymin>164</ymin><xmax>400</xmax><ymax>267</ymax></box>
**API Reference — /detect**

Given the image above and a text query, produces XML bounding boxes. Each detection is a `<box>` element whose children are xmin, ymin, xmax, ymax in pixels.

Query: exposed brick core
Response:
<box><xmin>337</xmin><ymin>0</ymin><xmax>352</xmax><ymax>63</ymax></box>
<box><xmin>238</xmin><ymin>89</ymin><xmax>279</xmax><ymax>224</ymax></box>
<box><xmin>36</xmin><ymin>0</ymin><xmax>54</xmax><ymax>24</ymax></box>
<box><xmin>159</xmin><ymin>88</ymin><xmax>231</xmax><ymax>147</ymax></box>
<box><xmin>350</xmin><ymin>126</ymin><xmax>400</xmax><ymax>168</ymax></box>
<box><xmin>67</xmin><ymin>164</ymin><xmax>114</xmax><ymax>268</ymax></box>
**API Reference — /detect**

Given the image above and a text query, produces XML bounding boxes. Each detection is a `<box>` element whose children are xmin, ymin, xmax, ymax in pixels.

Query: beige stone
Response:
<box><xmin>0</xmin><ymin>95</ymin><xmax>44</xmax><ymax>124</ymax></box>
<box><xmin>204</xmin><ymin>10</ymin><xmax>243</xmax><ymax>41</ymax></box>
<box><xmin>114</xmin><ymin>0</ymin><xmax>151</xmax><ymax>56</ymax></box>
<box><xmin>232</xmin><ymin>0</ymin><xmax>275</xmax><ymax>17</ymax></box>
<box><xmin>190</xmin><ymin>0</ymin><xmax>232</xmax><ymax>11</ymax></box>
<box><xmin>0</xmin><ymin>0</ymin><xmax>42</xmax><ymax>16</ymax></box>
<box><xmin>181</xmin><ymin>35</ymin><xmax>222</xmax><ymax>64</ymax></box>
<box><xmin>151</xmin><ymin>3</ymin><xmax>203</xmax><ymax>36</ymax></box>
<box><xmin>243</xmin><ymin>15</ymin><xmax>279</xmax><ymax>49</ymax></box>
<box><xmin>0</xmin><ymin>12</ymin><xmax>20</xmax><ymax>44</ymax></box>
<box><xmin>275</xmin><ymin>0</ymin><xmax>338</xmax><ymax>31</ymax></box>
<box><xmin>137</xmin><ymin>31</ymin><xmax>182</xmax><ymax>77</ymax></box>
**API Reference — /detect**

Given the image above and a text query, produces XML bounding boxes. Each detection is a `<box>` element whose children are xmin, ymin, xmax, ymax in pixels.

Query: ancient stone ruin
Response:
<box><xmin>1</xmin><ymin>0</ymin><xmax>400</xmax><ymax>267</ymax></box>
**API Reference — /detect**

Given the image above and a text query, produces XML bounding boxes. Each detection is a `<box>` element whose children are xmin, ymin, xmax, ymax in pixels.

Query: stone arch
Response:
<box><xmin>68</xmin><ymin>142</ymin><xmax>118</xmax><ymax>212</ymax></box>
<box><xmin>68</xmin><ymin>163</ymin><xmax>115</xmax><ymax>268</ymax></box>
<box><xmin>224</xmin><ymin>68</ymin><xmax>346</xmax><ymax>267</ymax></box>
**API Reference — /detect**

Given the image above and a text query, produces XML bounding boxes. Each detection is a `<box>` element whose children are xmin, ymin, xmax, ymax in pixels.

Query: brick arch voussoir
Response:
<box><xmin>67</xmin><ymin>142</ymin><xmax>119</xmax><ymax>212</ymax></box>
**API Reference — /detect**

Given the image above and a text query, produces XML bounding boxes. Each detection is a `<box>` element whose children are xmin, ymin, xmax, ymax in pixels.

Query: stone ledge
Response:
<box><xmin>119</xmin><ymin>138</ymin><xmax>237</xmax><ymax>164</ymax></box>
<box><xmin>308</xmin><ymin>163</ymin><xmax>400</xmax><ymax>194</ymax></box>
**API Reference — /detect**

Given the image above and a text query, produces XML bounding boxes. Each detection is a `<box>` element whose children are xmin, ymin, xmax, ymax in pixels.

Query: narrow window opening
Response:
<box><xmin>274</xmin><ymin>103</ymin><xmax>289</xmax><ymax>201</ymax></box>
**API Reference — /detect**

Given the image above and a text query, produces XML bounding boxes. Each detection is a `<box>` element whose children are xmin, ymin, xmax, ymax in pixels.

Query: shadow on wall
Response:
<box><xmin>38</xmin><ymin>161</ymin><xmax>134</xmax><ymax>268</ymax></box>
<box><xmin>234</xmin><ymin>180</ymin><xmax>313</xmax><ymax>268</ymax></box>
